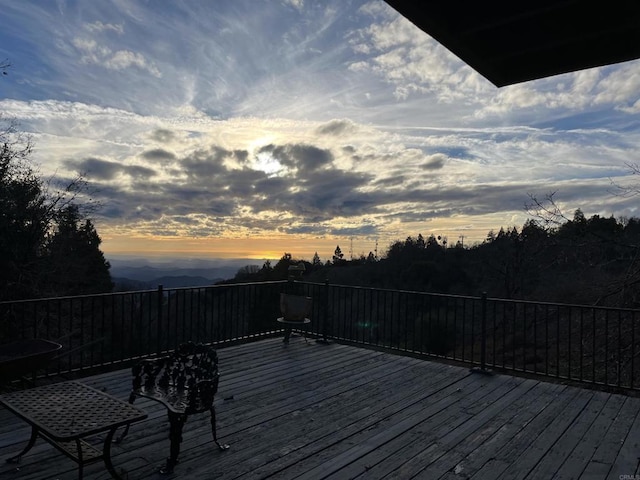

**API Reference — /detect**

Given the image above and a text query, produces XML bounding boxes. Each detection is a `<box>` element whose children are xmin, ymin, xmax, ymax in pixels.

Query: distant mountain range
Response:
<box><xmin>112</xmin><ymin>274</ymin><xmax>222</xmax><ymax>290</ymax></box>
<box><xmin>107</xmin><ymin>256</ymin><xmax>264</xmax><ymax>291</ymax></box>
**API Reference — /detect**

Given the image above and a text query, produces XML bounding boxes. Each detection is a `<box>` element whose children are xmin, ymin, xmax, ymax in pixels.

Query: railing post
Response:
<box><xmin>316</xmin><ymin>280</ymin><xmax>331</xmax><ymax>345</ymax></box>
<box><xmin>157</xmin><ymin>285</ymin><xmax>163</xmax><ymax>354</ymax></box>
<box><xmin>481</xmin><ymin>292</ymin><xmax>487</xmax><ymax>370</ymax></box>
<box><xmin>471</xmin><ymin>292</ymin><xmax>492</xmax><ymax>375</ymax></box>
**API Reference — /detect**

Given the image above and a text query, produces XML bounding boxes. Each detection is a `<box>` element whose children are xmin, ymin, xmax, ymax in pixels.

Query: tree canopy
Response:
<box><xmin>0</xmin><ymin>120</ymin><xmax>111</xmax><ymax>300</ymax></box>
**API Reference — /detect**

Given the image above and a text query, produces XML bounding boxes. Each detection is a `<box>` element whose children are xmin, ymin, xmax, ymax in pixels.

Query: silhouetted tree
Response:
<box><xmin>234</xmin><ymin>264</ymin><xmax>261</xmax><ymax>281</ymax></box>
<box><xmin>43</xmin><ymin>205</ymin><xmax>112</xmax><ymax>295</ymax></box>
<box><xmin>0</xmin><ymin>119</ymin><xmax>109</xmax><ymax>300</ymax></box>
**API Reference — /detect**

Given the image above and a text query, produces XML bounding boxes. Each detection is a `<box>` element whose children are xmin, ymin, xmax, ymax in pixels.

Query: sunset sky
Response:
<box><xmin>1</xmin><ymin>0</ymin><xmax>639</xmax><ymax>263</ymax></box>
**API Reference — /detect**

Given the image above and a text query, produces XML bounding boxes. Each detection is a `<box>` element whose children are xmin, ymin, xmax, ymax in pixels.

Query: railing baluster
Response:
<box><xmin>480</xmin><ymin>292</ymin><xmax>487</xmax><ymax>372</ymax></box>
<box><xmin>618</xmin><ymin>309</ymin><xmax>622</xmax><ymax>387</ymax></box>
<box><xmin>579</xmin><ymin>308</ymin><xmax>584</xmax><ymax>382</ymax></box>
<box><xmin>592</xmin><ymin>308</ymin><xmax>596</xmax><ymax>384</ymax></box>
<box><xmin>556</xmin><ymin>305</ymin><xmax>560</xmax><ymax>378</ymax></box>
<box><xmin>567</xmin><ymin>306</ymin><xmax>572</xmax><ymax>381</ymax></box>
<box><xmin>632</xmin><ymin>310</ymin><xmax>636</xmax><ymax>389</ymax></box>
<box><xmin>605</xmin><ymin>309</ymin><xmax>610</xmax><ymax>385</ymax></box>
<box><xmin>492</xmin><ymin>299</ymin><xmax>497</xmax><ymax>368</ymax></box>
<box><xmin>461</xmin><ymin>296</ymin><xmax>466</xmax><ymax>362</ymax></box>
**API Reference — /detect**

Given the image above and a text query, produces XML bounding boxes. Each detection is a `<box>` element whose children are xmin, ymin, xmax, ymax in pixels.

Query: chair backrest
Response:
<box><xmin>132</xmin><ymin>342</ymin><xmax>219</xmax><ymax>413</ymax></box>
<box><xmin>280</xmin><ymin>293</ymin><xmax>312</xmax><ymax>322</ymax></box>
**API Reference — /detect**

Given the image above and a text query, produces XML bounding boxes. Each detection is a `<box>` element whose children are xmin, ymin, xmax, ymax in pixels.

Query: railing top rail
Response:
<box><xmin>0</xmin><ymin>280</ymin><xmax>290</xmax><ymax>306</ymax></box>
<box><xmin>3</xmin><ymin>279</ymin><xmax>640</xmax><ymax>315</ymax></box>
<box><xmin>295</xmin><ymin>280</ymin><xmax>479</xmax><ymax>301</ymax></box>
<box><xmin>485</xmin><ymin>295</ymin><xmax>640</xmax><ymax>313</ymax></box>
<box><xmin>161</xmin><ymin>280</ymin><xmax>287</xmax><ymax>292</ymax></box>
<box><xmin>296</xmin><ymin>280</ymin><xmax>640</xmax><ymax>313</ymax></box>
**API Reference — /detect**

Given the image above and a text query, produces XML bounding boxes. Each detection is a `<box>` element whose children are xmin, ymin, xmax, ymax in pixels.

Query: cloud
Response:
<box><xmin>104</xmin><ymin>50</ymin><xmax>161</xmax><ymax>77</ymax></box>
<box><xmin>141</xmin><ymin>148</ymin><xmax>176</xmax><ymax>163</ymax></box>
<box><xmin>283</xmin><ymin>0</ymin><xmax>304</xmax><ymax>11</ymax></box>
<box><xmin>180</xmin><ymin>148</ymin><xmax>230</xmax><ymax>181</ymax></box>
<box><xmin>258</xmin><ymin>144</ymin><xmax>334</xmax><ymax>172</ymax></box>
<box><xmin>71</xmin><ymin>36</ymin><xmax>161</xmax><ymax>77</ymax></box>
<box><xmin>422</xmin><ymin>153</ymin><xmax>446</xmax><ymax>170</ymax></box>
<box><xmin>65</xmin><ymin>157</ymin><xmax>157</xmax><ymax>181</ymax></box>
<box><xmin>316</xmin><ymin>119</ymin><xmax>358</xmax><ymax>136</ymax></box>
<box><xmin>149</xmin><ymin>129</ymin><xmax>177</xmax><ymax>143</ymax></box>
<box><xmin>127</xmin><ymin>165</ymin><xmax>157</xmax><ymax>180</ymax></box>
<box><xmin>349</xmin><ymin>11</ymin><xmax>489</xmax><ymax>103</ymax></box>
<box><xmin>66</xmin><ymin>157</ymin><xmax>122</xmax><ymax>180</ymax></box>
<box><xmin>84</xmin><ymin>21</ymin><xmax>124</xmax><ymax>35</ymax></box>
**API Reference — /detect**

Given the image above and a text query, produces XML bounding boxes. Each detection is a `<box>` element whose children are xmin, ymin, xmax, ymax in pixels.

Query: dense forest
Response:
<box><xmin>0</xmin><ymin>120</ymin><xmax>112</xmax><ymax>301</ymax></box>
<box><xmin>230</xmin><ymin>210</ymin><xmax>640</xmax><ymax>309</ymax></box>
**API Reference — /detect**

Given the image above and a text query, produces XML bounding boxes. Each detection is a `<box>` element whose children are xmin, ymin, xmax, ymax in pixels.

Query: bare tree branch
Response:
<box><xmin>524</xmin><ymin>191</ymin><xmax>569</xmax><ymax>229</ymax></box>
<box><xmin>0</xmin><ymin>59</ymin><xmax>10</xmax><ymax>76</ymax></box>
<box><xmin>609</xmin><ymin>162</ymin><xmax>640</xmax><ymax>198</ymax></box>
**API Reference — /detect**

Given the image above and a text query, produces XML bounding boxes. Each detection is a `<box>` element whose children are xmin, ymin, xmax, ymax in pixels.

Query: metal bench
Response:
<box><xmin>118</xmin><ymin>342</ymin><xmax>229</xmax><ymax>473</ymax></box>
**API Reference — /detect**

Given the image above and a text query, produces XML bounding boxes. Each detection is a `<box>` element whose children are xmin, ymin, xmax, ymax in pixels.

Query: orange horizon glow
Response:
<box><xmin>100</xmin><ymin>212</ymin><xmax>527</xmax><ymax>262</ymax></box>
<box><xmin>100</xmin><ymin>234</ymin><xmax>368</xmax><ymax>262</ymax></box>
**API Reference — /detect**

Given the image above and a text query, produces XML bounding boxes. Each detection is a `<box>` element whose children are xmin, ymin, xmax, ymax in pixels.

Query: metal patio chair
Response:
<box><xmin>118</xmin><ymin>342</ymin><xmax>229</xmax><ymax>473</ymax></box>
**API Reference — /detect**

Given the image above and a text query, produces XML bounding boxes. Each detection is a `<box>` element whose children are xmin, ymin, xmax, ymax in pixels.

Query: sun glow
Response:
<box><xmin>253</xmin><ymin>152</ymin><xmax>285</xmax><ymax>177</ymax></box>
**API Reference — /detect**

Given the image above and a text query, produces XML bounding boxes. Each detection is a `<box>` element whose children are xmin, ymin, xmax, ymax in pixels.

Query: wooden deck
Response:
<box><xmin>1</xmin><ymin>337</ymin><xmax>640</xmax><ymax>479</ymax></box>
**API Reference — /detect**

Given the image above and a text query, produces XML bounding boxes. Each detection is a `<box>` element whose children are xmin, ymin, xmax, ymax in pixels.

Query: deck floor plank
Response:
<box><xmin>439</xmin><ymin>381</ymin><xmax>567</xmax><ymax>480</ymax></box>
<box><xmin>323</xmin><ymin>377</ymin><xmax>537</xmax><ymax>480</ymax></box>
<box><xmin>550</xmin><ymin>393</ymin><xmax>627</xmax><ymax>479</ymax></box>
<box><xmin>1</xmin><ymin>338</ymin><xmax>640</xmax><ymax>479</ymax></box>
<box><xmin>579</xmin><ymin>395</ymin><xmax>640</xmax><ymax>479</ymax></box>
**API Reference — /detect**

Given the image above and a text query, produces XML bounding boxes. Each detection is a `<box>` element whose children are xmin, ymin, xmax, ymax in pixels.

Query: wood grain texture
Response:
<box><xmin>0</xmin><ymin>338</ymin><xmax>638</xmax><ymax>479</ymax></box>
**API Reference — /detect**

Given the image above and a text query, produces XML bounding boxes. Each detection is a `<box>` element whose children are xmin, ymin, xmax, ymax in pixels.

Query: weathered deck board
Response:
<box><xmin>1</xmin><ymin>337</ymin><xmax>640</xmax><ymax>479</ymax></box>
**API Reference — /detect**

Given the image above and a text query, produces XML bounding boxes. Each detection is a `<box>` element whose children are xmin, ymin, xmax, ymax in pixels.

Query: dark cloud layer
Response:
<box><xmin>66</xmin><ymin>157</ymin><xmax>157</xmax><ymax>181</ymax></box>
<box><xmin>79</xmin><ymin>134</ymin><xmax>637</xmax><ymax>242</ymax></box>
<box><xmin>258</xmin><ymin>144</ymin><xmax>334</xmax><ymax>172</ymax></box>
<box><xmin>141</xmin><ymin>148</ymin><xmax>176</xmax><ymax>163</ymax></box>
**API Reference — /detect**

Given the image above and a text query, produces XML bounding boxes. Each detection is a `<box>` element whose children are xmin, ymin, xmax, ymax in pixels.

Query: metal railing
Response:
<box><xmin>301</xmin><ymin>283</ymin><xmax>640</xmax><ymax>391</ymax></box>
<box><xmin>1</xmin><ymin>280</ymin><xmax>639</xmax><ymax>392</ymax></box>
<box><xmin>0</xmin><ymin>281</ymin><xmax>285</xmax><ymax>377</ymax></box>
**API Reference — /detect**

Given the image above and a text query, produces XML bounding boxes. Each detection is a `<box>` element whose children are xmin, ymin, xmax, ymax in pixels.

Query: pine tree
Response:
<box><xmin>44</xmin><ymin>205</ymin><xmax>112</xmax><ymax>296</ymax></box>
<box><xmin>0</xmin><ymin>119</ymin><xmax>111</xmax><ymax>299</ymax></box>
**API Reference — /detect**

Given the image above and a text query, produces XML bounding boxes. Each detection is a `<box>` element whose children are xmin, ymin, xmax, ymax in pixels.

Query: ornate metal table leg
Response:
<box><xmin>76</xmin><ymin>439</ymin><xmax>84</xmax><ymax>480</ymax></box>
<box><xmin>209</xmin><ymin>407</ymin><xmax>229</xmax><ymax>451</ymax></box>
<box><xmin>160</xmin><ymin>412</ymin><xmax>186</xmax><ymax>474</ymax></box>
<box><xmin>103</xmin><ymin>426</ymin><xmax>124</xmax><ymax>480</ymax></box>
<box><xmin>6</xmin><ymin>426</ymin><xmax>38</xmax><ymax>464</ymax></box>
<box><xmin>116</xmin><ymin>392</ymin><xmax>137</xmax><ymax>444</ymax></box>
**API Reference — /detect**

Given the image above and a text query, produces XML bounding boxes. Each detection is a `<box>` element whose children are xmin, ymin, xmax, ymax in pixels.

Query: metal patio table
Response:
<box><xmin>0</xmin><ymin>380</ymin><xmax>147</xmax><ymax>479</ymax></box>
<box><xmin>0</xmin><ymin>339</ymin><xmax>62</xmax><ymax>385</ymax></box>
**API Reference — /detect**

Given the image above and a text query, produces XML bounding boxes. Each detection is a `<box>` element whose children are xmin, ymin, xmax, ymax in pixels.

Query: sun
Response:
<box><xmin>253</xmin><ymin>152</ymin><xmax>285</xmax><ymax>177</ymax></box>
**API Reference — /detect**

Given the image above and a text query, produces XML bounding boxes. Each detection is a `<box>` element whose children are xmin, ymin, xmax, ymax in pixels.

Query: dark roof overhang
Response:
<box><xmin>384</xmin><ymin>1</ymin><xmax>640</xmax><ymax>87</ymax></box>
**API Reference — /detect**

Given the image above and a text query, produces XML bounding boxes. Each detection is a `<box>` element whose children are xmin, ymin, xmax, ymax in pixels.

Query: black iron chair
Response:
<box><xmin>277</xmin><ymin>293</ymin><xmax>312</xmax><ymax>343</ymax></box>
<box><xmin>118</xmin><ymin>342</ymin><xmax>229</xmax><ymax>473</ymax></box>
